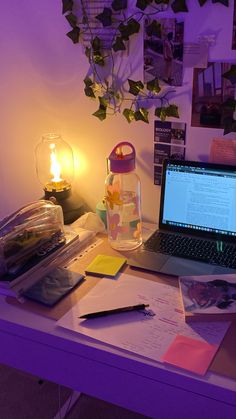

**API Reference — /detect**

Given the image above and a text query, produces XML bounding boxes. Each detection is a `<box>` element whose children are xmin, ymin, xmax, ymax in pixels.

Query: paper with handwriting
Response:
<box><xmin>57</xmin><ymin>274</ymin><xmax>230</xmax><ymax>370</ymax></box>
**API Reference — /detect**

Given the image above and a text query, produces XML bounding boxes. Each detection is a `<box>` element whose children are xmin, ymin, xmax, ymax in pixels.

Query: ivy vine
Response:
<box><xmin>61</xmin><ymin>0</ymin><xmax>235</xmax><ymax>132</ymax></box>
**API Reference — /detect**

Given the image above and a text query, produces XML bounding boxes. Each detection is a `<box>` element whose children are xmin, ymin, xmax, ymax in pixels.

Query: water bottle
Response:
<box><xmin>105</xmin><ymin>142</ymin><xmax>142</xmax><ymax>250</ymax></box>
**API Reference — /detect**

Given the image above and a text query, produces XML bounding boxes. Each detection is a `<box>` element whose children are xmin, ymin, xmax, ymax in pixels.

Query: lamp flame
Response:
<box><xmin>50</xmin><ymin>150</ymin><xmax>62</xmax><ymax>182</ymax></box>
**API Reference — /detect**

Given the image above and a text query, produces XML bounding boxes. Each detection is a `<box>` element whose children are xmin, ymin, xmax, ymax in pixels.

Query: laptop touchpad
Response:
<box><xmin>128</xmin><ymin>249</ymin><xmax>168</xmax><ymax>271</ymax></box>
<box><xmin>161</xmin><ymin>256</ymin><xmax>215</xmax><ymax>276</ymax></box>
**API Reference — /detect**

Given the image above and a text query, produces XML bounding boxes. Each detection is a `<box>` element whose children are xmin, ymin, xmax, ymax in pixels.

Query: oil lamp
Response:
<box><xmin>35</xmin><ymin>133</ymin><xmax>84</xmax><ymax>224</ymax></box>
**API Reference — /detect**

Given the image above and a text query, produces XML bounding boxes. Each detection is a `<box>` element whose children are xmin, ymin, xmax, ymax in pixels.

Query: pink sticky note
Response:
<box><xmin>162</xmin><ymin>335</ymin><xmax>218</xmax><ymax>376</ymax></box>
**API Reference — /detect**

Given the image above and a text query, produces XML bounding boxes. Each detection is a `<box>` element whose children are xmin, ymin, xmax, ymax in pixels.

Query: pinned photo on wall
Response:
<box><xmin>144</xmin><ymin>17</ymin><xmax>184</xmax><ymax>86</ymax></box>
<box><xmin>191</xmin><ymin>62</ymin><xmax>235</xmax><ymax>129</ymax></box>
<box><xmin>153</xmin><ymin>121</ymin><xmax>186</xmax><ymax>185</ymax></box>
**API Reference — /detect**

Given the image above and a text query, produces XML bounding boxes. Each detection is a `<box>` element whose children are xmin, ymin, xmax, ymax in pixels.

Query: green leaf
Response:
<box><xmin>127</xmin><ymin>18</ymin><xmax>140</xmax><ymax>35</ymax></box>
<box><xmin>198</xmin><ymin>0</ymin><xmax>208</xmax><ymax>5</ymax></box>
<box><xmin>84</xmin><ymin>77</ymin><xmax>93</xmax><ymax>87</ymax></box>
<box><xmin>146</xmin><ymin>78</ymin><xmax>161</xmax><ymax>93</ymax></box>
<box><xmin>118</xmin><ymin>23</ymin><xmax>129</xmax><ymax>41</ymax></box>
<box><xmin>155</xmin><ymin>105</ymin><xmax>179</xmax><ymax>120</ymax></box>
<box><xmin>65</xmin><ymin>12</ymin><xmax>77</xmax><ymax>28</ymax></box>
<box><xmin>223</xmin><ymin>117</ymin><xmax>236</xmax><ymax>135</ymax></box>
<box><xmin>123</xmin><ymin>108</ymin><xmax>135</xmax><ymax>123</ymax></box>
<box><xmin>134</xmin><ymin>108</ymin><xmax>149</xmax><ymax>123</ymax></box>
<box><xmin>112</xmin><ymin>0</ymin><xmax>127</xmax><ymax>11</ymax></box>
<box><xmin>84</xmin><ymin>78</ymin><xmax>96</xmax><ymax>98</ymax></box>
<box><xmin>222</xmin><ymin>65</ymin><xmax>236</xmax><ymax>85</ymax></box>
<box><xmin>136</xmin><ymin>0</ymin><xmax>153</xmax><ymax>11</ymax></box>
<box><xmin>66</xmin><ymin>27</ymin><xmax>80</xmax><ymax>43</ymax></box>
<box><xmin>128</xmin><ymin>79</ymin><xmax>144</xmax><ymax>96</ymax></box>
<box><xmin>221</xmin><ymin>98</ymin><xmax>236</xmax><ymax>110</ymax></box>
<box><xmin>112</xmin><ymin>36</ymin><xmax>126</xmax><ymax>52</ymax></box>
<box><xmin>95</xmin><ymin>7</ymin><xmax>112</xmax><ymax>27</ymax></box>
<box><xmin>93</xmin><ymin>53</ymin><xmax>105</xmax><ymax>66</ymax></box>
<box><xmin>91</xmin><ymin>37</ymin><xmax>105</xmax><ymax>65</ymax></box>
<box><xmin>62</xmin><ymin>0</ymin><xmax>73</xmax><ymax>14</ymax></box>
<box><xmin>98</xmin><ymin>96</ymin><xmax>109</xmax><ymax>109</ymax></box>
<box><xmin>118</xmin><ymin>18</ymin><xmax>140</xmax><ymax>40</ymax></box>
<box><xmin>165</xmin><ymin>104</ymin><xmax>179</xmax><ymax>118</ymax></box>
<box><xmin>171</xmin><ymin>0</ymin><xmax>188</xmax><ymax>12</ymax></box>
<box><xmin>145</xmin><ymin>20</ymin><xmax>162</xmax><ymax>38</ymax></box>
<box><xmin>160</xmin><ymin>110</ymin><xmax>167</xmax><ymax>121</ymax></box>
<box><xmin>92</xmin><ymin>36</ymin><xmax>101</xmax><ymax>52</ymax></box>
<box><xmin>84</xmin><ymin>86</ymin><xmax>96</xmax><ymax>98</ymax></box>
<box><xmin>155</xmin><ymin>107</ymin><xmax>167</xmax><ymax>121</ymax></box>
<box><xmin>93</xmin><ymin>107</ymin><xmax>107</xmax><ymax>121</ymax></box>
<box><xmin>212</xmin><ymin>0</ymin><xmax>229</xmax><ymax>6</ymax></box>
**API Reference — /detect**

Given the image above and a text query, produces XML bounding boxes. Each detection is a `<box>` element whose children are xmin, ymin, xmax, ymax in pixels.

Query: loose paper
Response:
<box><xmin>57</xmin><ymin>274</ymin><xmax>230</xmax><ymax>374</ymax></box>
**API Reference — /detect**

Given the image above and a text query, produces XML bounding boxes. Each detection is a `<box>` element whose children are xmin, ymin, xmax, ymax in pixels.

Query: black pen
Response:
<box><xmin>79</xmin><ymin>303</ymin><xmax>149</xmax><ymax>319</ymax></box>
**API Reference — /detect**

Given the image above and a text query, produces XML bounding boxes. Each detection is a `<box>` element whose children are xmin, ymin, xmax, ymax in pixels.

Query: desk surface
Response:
<box><xmin>0</xmin><ymin>232</ymin><xmax>236</xmax><ymax>419</ymax></box>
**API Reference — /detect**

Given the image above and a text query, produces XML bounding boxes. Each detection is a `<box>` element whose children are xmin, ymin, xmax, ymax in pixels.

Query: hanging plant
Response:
<box><xmin>62</xmin><ymin>0</ymin><xmax>231</xmax><ymax>127</ymax></box>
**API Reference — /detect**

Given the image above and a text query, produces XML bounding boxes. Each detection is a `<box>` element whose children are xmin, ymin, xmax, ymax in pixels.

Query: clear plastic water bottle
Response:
<box><xmin>105</xmin><ymin>142</ymin><xmax>142</xmax><ymax>250</ymax></box>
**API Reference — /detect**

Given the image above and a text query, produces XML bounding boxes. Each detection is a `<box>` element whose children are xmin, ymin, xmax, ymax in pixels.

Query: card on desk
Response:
<box><xmin>85</xmin><ymin>254</ymin><xmax>127</xmax><ymax>277</ymax></box>
<box><xmin>22</xmin><ymin>267</ymin><xmax>85</xmax><ymax>307</ymax></box>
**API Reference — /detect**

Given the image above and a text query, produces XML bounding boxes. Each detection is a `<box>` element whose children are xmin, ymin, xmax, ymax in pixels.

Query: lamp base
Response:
<box><xmin>44</xmin><ymin>188</ymin><xmax>85</xmax><ymax>225</ymax></box>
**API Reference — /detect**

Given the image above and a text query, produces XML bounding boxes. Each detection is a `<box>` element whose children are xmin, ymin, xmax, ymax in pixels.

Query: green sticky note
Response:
<box><xmin>85</xmin><ymin>254</ymin><xmax>127</xmax><ymax>277</ymax></box>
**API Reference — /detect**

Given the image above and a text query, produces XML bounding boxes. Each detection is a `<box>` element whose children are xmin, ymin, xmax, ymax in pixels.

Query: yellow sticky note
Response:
<box><xmin>85</xmin><ymin>254</ymin><xmax>127</xmax><ymax>277</ymax></box>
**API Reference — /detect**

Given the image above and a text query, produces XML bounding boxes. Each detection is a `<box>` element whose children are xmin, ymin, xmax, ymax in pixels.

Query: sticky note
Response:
<box><xmin>162</xmin><ymin>335</ymin><xmax>218</xmax><ymax>376</ymax></box>
<box><xmin>85</xmin><ymin>254</ymin><xmax>127</xmax><ymax>277</ymax></box>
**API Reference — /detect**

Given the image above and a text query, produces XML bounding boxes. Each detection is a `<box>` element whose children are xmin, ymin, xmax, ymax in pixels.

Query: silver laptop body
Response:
<box><xmin>128</xmin><ymin>159</ymin><xmax>236</xmax><ymax>277</ymax></box>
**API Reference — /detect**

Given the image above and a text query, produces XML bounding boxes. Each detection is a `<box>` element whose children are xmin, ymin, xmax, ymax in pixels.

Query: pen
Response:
<box><xmin>79</xmin><ymin>303</ymin><xmax>149</xmax><ymax>319</ymax></box>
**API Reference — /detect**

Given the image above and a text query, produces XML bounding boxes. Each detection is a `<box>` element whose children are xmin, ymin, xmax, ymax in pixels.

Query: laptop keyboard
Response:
<box><xmin>144</xmin><ymin>231</ymin><xmax>236</xmax><ymax>269</ymax></box>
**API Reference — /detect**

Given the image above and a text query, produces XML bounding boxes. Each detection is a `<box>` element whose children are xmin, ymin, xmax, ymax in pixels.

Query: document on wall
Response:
<box><xmin>209</xmin><ymin>138</ymin><xmax>236</xmax><ymax>166</ymax></box>
<box><xmin>183</xmin><ymin>42</ymin><xmax>208</xmax><ymax>68</ymax></box>
<box><xmin>57</xmin><ymin>274</ymin><xmax>230</xmax><ymax>374</ymax></box>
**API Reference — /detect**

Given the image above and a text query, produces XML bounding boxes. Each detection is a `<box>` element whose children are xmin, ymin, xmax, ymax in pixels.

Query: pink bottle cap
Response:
<box><xmin>108</xmin><ymin>142</ymin><xmax>136</xmax><ymax>173</ymax></box>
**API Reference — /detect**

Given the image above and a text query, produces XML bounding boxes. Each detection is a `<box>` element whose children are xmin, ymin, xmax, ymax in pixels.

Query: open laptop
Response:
<box><xmin>128</xmin><ymin>159</ymin><xmax>236</xmax><ymax>276</ymax></box>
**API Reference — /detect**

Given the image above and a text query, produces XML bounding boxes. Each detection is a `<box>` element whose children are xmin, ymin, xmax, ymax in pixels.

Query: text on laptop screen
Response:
<box><xmin>162</xmin><ymin>163</ymin><xmax>236</xmax><ymax>237</ymax></box>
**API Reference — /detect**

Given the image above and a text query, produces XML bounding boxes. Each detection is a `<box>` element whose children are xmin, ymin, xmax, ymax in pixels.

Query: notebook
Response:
<box><xmin>128</xmin><ymin>159</ymin><xmax>236</xmax><ymax>276</ymax></box>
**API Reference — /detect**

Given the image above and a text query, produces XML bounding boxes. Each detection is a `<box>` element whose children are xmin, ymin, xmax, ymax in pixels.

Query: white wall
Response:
<box><xmin>0</xmin><ymin>0</ymin><xmax>235</xmax><ymax>222</ymax></box>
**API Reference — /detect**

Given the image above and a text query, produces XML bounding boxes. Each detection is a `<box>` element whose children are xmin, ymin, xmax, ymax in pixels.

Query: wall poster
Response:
<box><xmin>144</xmin><ymin>17</ymin><xmax>184</xmax><ymax>86</ymax></box>
<box><xmin>191</xmin><ymin>62</ymin><xmax>235</xmax><ymax>129</ymax></box>
<box><xmin>154</xmin><ymin>121</ymin><xmax>186</xmax><ymax>185</ymax></box>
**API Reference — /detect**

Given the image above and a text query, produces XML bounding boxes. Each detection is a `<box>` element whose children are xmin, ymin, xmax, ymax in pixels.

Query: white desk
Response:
<box><xmin>0</xmin><ymin>237</ymin><xmax>236</xmax><ymax>419</ymax></box>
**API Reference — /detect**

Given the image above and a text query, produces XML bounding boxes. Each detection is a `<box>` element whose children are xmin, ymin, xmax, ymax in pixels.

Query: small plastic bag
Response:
<box><xmin>0</xmin><ymin>200</ymin><xmax>65</xmax><ymax>277</ymax></box>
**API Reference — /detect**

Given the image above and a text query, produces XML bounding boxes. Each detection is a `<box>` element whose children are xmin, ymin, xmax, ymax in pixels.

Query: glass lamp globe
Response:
<box><xmin>35</xmin><ymin>133</ymin><xmax>84</xmax><ymax>224</ymax></box>
<box><xmin>35</xmin><ymin>133</ymin><xmax>74</xmax><ymax>195</ymax></box>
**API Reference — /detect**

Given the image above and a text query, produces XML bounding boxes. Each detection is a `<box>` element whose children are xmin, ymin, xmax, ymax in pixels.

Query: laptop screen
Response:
<box><xmin>159</xmin><ymin>160</ymin><xmax>236</xmax><ymax>241</ymax></box>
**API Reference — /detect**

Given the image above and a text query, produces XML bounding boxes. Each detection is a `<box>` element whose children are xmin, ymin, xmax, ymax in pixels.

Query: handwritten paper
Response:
<box><xmin>183</xmin><ymin>43</ymin><xmax>208</xmax><ymax>68</ymax></box>
<box><xmin>209</xmin><ymin>138</ymin><xmax>236</xmax><ymax>166</ymax></box>
<box><xmin>57</xmin><ymin>274</ymin><xmax>230</xmax><ymax>374</ymax></box>
<box><xmin>162</xmin><ymin>335</ymin><xmax>218</xmax><ymax>375</ymax></box>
